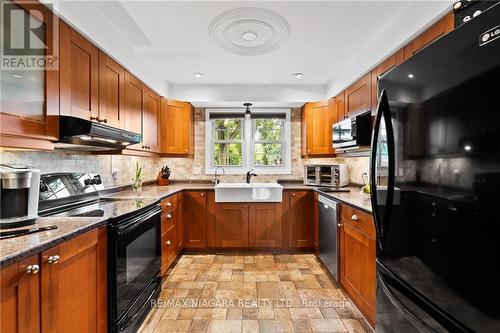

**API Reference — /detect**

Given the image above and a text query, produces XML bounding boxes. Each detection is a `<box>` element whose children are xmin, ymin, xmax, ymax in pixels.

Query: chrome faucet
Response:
<box><xmin>246</xmin><ymin>169</ymin><xmax>257</xmax><ymax>184</ymax></box>
<box><xmin>214</xmin><ymin>166</ymin><xmax>225</xmax><ymax>184</ymax></box>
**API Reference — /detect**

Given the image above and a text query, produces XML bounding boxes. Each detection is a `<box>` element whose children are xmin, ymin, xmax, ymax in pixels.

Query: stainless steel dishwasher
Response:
<box><xmin>318</xmin><ymin>195</ymin><xmax>340</xmax><ymax>281</ymax></box>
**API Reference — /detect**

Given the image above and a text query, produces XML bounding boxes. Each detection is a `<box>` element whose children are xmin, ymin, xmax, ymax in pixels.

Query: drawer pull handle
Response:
<box><xmin>166</xmin><ymin>240</ymin><xmax>171</xmax><ymax>245</ymax></box>
<box><xmin>167</xmin><ymin>214</ymin><xmax>172</xmax><ymax>219</ymax></box>
<box><xmin>25</xmin><ymin>264</ymin><xmax>40</xmax><ymax>274</ymax></box>
<box><xmin>200</xmin><ymin>193</ymin><xmax>205</xmax><ymax>197</ymax></box>
<box><xmin>337</xmin><ymin>223</ymin><xmax>342</xmax><ymax>227</ymax></box>
<box><xmin>166</xmin><ymin>202</ymin><xmax>172</xmax><ymax>207</ymax></box>
<box><xmin>351</xmin><ymin>214</ymin><xmax>359</xmax><ymax>221</ymax></box>
<box><xmin>47</xmin><ymin>255</ymin><xmax>60</xmax><ymax>264</ymax></box>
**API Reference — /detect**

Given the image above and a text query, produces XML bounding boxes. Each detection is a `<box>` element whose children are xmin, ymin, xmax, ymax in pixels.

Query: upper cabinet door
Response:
<box><xmin>60</xmin><ymin>21</ymin><xmax>99</xmax><ymax>122</ymax></box>
<box><xmin>123</xmin><ymin>71</ymin><xmax>143</xmax><ymax>135</ymax></box>
<box><xmin>0</xmin><ymin>1</ymin><xmax>58</xmax><ymax>146</ymax></box>
<box><xmin>160</xmin><ymin>98</ymin><xmax>194</xmax><ymax>155</ymax></box>
<box><xmin>302</xmin><ymin>100</ymin><xmax>335</xmax><ymax>156</ymax></box>
<box><xmin>143</xmin><ymin>87</ymin><xmax>160</xmax><ymax>153</ymax></box>
<box><xmin>345</xmin><ymin>73</ymin><xmax>372</xmax><ymax>117</ymax></box>
<box><xmin>371</xmin><ymin>50</ymin><xmax>404</xmax><ymax>111</ymax></box>
<box><xmin>98</xmin><ymin>51</ymin><xmax>124</xmax><ymax>128</ymax></box>
<box><xmin>334</xmin><ymin>91</ymin><xmax>346</xmax><ymax>121</ymax></box>
<box><xmin>403</xmin><ymin>12</ymin><xmax>454</xmax><ymax>60</ymax></box>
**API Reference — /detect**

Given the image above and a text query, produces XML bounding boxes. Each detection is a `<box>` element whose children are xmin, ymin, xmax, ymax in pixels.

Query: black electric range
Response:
<box><xmin>39</xmin><ymin>172</ymin><xmax>162</xmax><ymax>333</ymax></box>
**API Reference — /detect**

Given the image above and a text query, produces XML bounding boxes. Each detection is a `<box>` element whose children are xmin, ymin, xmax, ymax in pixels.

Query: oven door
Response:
<box><xmin>109</xmin><ymin>204</ymin><xmax>162</xmax><ymax>332</ymax></box>
<box><xmin>332</xmin><ymin>118</ymin><xmax>356</xmax><ymax>148</ymax></box>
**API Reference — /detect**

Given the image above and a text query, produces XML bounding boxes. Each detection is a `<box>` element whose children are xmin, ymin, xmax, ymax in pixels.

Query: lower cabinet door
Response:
<box><xmin>41</xmin><ymin>228</ymin><xmax>107</xmax><ymax>333</ymax></box>
<box><xmin>215</xmin><ymin>203</ymin><xmax>249</xmax><ymax>248</ymax></box>
<box><xmin>0</xmin><ymin>255</ymin><xmax>40</xmax><ymax>333</ymax></box>
<box><xmin>289</xmin><ymin>191</ymin><xmax>314</xmax><ymax>247</ymax></box>
<box><xmin>340</xmin><ymin>222</ymin><xmax>376</xmax><ymax>325</ymax></box>
<box><xmin>183</xmin><ymin>191</ymin><xmax>207</xmax><ymax>248</ymax></box>
<box><xmin>249</xmin><ymin>203</ymin><xmax>283</xmax><ymax>248</ymax></box>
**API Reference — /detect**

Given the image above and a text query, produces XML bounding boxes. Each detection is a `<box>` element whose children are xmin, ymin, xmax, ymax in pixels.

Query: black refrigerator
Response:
<box><xmin>371</xmin><ymin>3</ymin><xmax>500</xmax><ymax>333</ymax></box>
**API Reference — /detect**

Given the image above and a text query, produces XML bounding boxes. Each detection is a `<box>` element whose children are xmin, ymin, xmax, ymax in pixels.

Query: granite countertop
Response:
<box><xmin>0</xmin><ymin>217</ymin><xmax>108</xmax><ymax>267</ymax></box>
<box><xmin>1</xmin><ymin>182</ymin><xmax>372</xmax><ymax>267</ymax></box>
<box><xmin>103</xmin><ymin>182</ymin><xmax>373</xmax><ymax>213</ymax></box>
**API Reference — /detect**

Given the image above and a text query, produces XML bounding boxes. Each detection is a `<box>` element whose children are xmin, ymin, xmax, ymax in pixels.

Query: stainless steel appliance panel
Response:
<box><xmin>318</xmin><ymin>195</ymin><xmax>340</xmax><ymax>281</ymax></box>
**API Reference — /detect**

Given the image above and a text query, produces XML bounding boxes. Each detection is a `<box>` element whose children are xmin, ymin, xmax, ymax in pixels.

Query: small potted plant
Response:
<box><xmin>157</xmin><ymin>165</ymin><xmax>171</xmax><ymax>186</ymax></box>
<box><xmin>131</xmin><ymin>161</ymin><xmax>145</xmax><ymax>192</ymax></box>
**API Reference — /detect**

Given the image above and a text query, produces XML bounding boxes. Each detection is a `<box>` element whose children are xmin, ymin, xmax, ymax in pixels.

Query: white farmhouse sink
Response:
<box><xmin>214</xmin><ymin>183</ymin><xmax>284</xmax><ymax>203</ymax></box>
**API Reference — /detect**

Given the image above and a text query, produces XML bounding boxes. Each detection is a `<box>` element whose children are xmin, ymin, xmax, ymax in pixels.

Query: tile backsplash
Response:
<box><xmin>0</xmin><ymin>108</ymin><xmax>369</xmax><ymax>187</ymax></box>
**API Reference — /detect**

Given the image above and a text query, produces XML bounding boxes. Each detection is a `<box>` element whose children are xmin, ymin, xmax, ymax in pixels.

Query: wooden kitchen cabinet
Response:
<box><xmin>142</xmin><ymin>87</ymin><xmax>160</xmax><ymax>153</ymax></box>
<box><xmin>284</xmin><ymin>191</ymin><xmax>314</xmax><ymax>248</ymax></box>
<box><xmin>160</xmin><ymin>98</ymin><xmax>194</xmax><ymax>156</ymax></box>
<box><xmin>183</xmin><ymin>191</ymin><xmax>207</xmax><ymax>248</ymax></box>
<box><xmin>161</xmin><ymin>225</ymin><xmax>177</xmax><ymax>275</ymax></box>
<box><xmin>249</xmin><ymin>203</ymin><xmax>283</xmax><ymax>248</ymax></box>
<box><xmin>339</xmin><ymin>205</ymin><xmax>376</xmax><ymax>326</ymax></box>
<box><xmin>215</xmin><ymin>203</ymin><xmax>249</xmax><ymax>247</ymax></box>
<box><xmin>0</xmin><ymin>1</ymin><xmax>58</xmax><ymax>149</ymax></box>
<box><xmin>0</xmin><ymin>255</ymin><xmax>40</xmax><ymax>333</ymax></box>
<box><xmin>403</xmin><ymin>12</ymin><xmax>454</xmax><ymax>60</ymax></box>
<box><xmin>59</xmin><ymin>21</ymin><xmax>99</xmax><ymax>122</ymax></box>
<box><xmin>345</xmin><ymin>73</ymin><xmax>372</xmax><ymax>117</ymax></box>
<box><xmin>98</xmin><ymin>51</ymin><xmax>124</xmax><ymax>128</ymax></box>
<box><xmin>123</xmin><ymin>71</ymin><xmax>144</xmax><ymax>135</ymax></box>
<box><xmin>40</xmin><ymin>227</ymin><xmax>107</xmax><ymax>333</ymax></box>
<box><xmin>371</xmin><ymin>50</ymin><xmax>404</xmax><ymax>112</ymax></box>
<box><xmin>301</xmin><ymin>100</ymin><xmax>336</xmax><ymax>157</ymax></box>
<box><xmin>333</xmin><ymin>91</ymin><xmax>346</xmax><ymax>121</ymax></box>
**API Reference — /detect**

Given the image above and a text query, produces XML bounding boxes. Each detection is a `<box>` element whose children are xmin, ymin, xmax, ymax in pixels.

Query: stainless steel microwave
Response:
<box><xmin>332</xmin><ymin>111</ymin><xmax>372</xmax><ymax>150</ymax></box>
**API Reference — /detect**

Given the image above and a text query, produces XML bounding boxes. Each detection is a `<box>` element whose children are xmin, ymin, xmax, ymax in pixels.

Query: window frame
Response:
<box><xmin>205</xmin><ymin>108</ymin><xmax>291</xmax><ymax>175</ymax></box>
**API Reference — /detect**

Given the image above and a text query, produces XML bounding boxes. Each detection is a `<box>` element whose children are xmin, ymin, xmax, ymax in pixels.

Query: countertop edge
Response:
<box><xmin>0</xmin><ymin>218</ymin><xmax>108</xmax><ymax>267</ymax></box>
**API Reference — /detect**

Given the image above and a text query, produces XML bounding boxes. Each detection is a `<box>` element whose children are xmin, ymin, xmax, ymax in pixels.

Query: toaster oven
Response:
<box><xmin>304</xmin><ymin>164</ymin><xmax>349</xmax><ymax>187</ymax></box>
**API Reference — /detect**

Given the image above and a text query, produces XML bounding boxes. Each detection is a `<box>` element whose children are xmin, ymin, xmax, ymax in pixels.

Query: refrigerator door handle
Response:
<box><xmin>370</xmin><ymin>89</ymin><xmax>395</xmax><ymax>250</ymax></box>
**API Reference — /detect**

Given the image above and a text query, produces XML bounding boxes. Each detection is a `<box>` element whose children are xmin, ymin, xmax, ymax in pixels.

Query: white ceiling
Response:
<box><xmin>48</xmin><ymin>1</ymin><xmax>453</xmax><ymax>105</ymax></box>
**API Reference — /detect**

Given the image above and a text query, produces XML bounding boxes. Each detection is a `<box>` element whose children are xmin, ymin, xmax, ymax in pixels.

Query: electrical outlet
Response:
<box><xmin>193</xmin><ymin>167</ymin><xmax>201</xmax><ymax>175</ymax></box>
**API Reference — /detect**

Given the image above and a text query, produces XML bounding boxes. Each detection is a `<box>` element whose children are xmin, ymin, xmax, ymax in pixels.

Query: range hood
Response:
<box><xmin>55</xmin><ymin>116</ymin><xmax>141</xmax><ymax>151</ymax></box>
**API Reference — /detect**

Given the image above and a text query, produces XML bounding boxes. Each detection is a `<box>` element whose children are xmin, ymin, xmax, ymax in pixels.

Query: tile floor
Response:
<box><xmin>138</xmin><ymin>254</ymin><xmax>372</xmax><ymax>333</ymax></box>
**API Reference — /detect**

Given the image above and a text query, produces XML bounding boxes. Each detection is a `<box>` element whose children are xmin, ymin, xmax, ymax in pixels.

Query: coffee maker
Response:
<box><xmin>0</xmin><ymin>165</ymin><xmax>40</xmax><ymax>228</ymax></box>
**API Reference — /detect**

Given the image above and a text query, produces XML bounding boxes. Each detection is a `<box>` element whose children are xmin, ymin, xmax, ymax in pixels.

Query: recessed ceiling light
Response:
<box><xmin>464</xmin><ymin>144</ymin><xmax>472</xmax><ymax>151</ymax></box>
<box><xmin>193</xmin><ymin>72</ymin><xmax>204</xmax><ymax>78</ymax></box>
<box><xmin>241</xmin><ymin>31</ymin><xmax>258</xmax><ymax>42</ymax></box>
<box><xmin>408</xmin><ymin>73</ymin><xmax>414</xmax><ymax>79</ymax></box>
<box><xmin>11</xmin><ymin>73</ymin><xmax>23</xmax><ymax>78</ymax></box>
<box><xmin>292</xmin><ymin>72</ymin><xmax>304</xmax><ymax>79</ymax></box>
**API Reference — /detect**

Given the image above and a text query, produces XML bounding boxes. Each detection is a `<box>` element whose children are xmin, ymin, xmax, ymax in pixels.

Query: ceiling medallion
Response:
<box><xmin>208</xmin><ymin>7</ymin><xmax>291</xmax><ymax>56</ymax></box>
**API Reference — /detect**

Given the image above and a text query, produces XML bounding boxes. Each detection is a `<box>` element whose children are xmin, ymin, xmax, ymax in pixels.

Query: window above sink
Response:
<box><xmin>205</xmin><ymin>109</ymin><xmax>291</xmax><ymax>175</ymax></box>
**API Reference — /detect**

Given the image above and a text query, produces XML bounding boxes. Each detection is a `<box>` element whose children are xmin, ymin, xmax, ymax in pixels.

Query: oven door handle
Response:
<box><xmin>115</xmin><ymin>205</ymin><xmax>161</xmax><ymax>235</ymax></box>
<box><xmin>118</xmin><ymin>276</ymin><xmax>162</xmax><ymax>331</ymax></box>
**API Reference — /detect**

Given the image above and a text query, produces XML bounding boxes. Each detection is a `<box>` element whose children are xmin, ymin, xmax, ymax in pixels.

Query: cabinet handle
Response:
<box><xmin>90</xmin><ymin>116</ymin><xmax>99</xmax><ymax>121</ymax></box>
<box><xmin>25</xmin><ymin>264</ymin><xmax>40</xmax><ymax>274</ymax></box>
<box><xmin>351</xmin><ymin>214</ymin><xmax>359</xmax><ymax>221</ymax></box>
<box><xmin>337</xmin><ymin>223</ymin><xmax>342</xmax><ymax>227</ymax></box>
<box><xmin>166</xmin><ymin>202</ymin><xmax>172</xmax><ymax>207</ymax></box>
<box><xmin>47</xmin><ymin>255</ymin><xmax>60</xmax><ymax>264</ymax></box>
<box><xmin>166</xmin><ymin>214</ymin><xmax>172</xmax><ymax>219</ymax></box>
<box><xmin>250</xmin><ymin>205</ymin><xmax>254</xmax><ymax>208</ymax></box>
<box><xmin>147</xmin><ymin>146</ymin><xmax>151</xmax><ymax>149</ymax></box>
<box><xmin>243</xmin><ymin>205</ymin><xmax>247</xmax><ymax>208</ymax></box>
<box><xmin>200</xmin><ymin>193</ymin><xmax>205</xmax><ymax>197</ymax></box>
<box><xmin>166</xmin><ymin>240</ymin><xmax>171</xmax><ymax>245</ymax></box>
<box><xmin>292</xmin><ymin>193</ymin><xmax>296</xmax><ymax>196</ymax></box>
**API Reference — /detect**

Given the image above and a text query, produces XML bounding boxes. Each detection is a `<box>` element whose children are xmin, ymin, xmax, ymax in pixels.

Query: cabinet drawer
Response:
<box><xmin>161</xmin><ymin>225</ymin><xmax>177</xmax><ymax>274</ymax></box>
<box><xmin>161</xmin><ymin>194</ymin><xmax>178</xmax><ymax>213</ymax></box>
<box><xmin>341</xmin><ymin>204</ymin><xmax>375</xmax><ymax>238</ymax></box>
<box><xmin>161</xmin><ymin>208</ymin><xmax>176</xmax><ymax>235</ymax></box>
